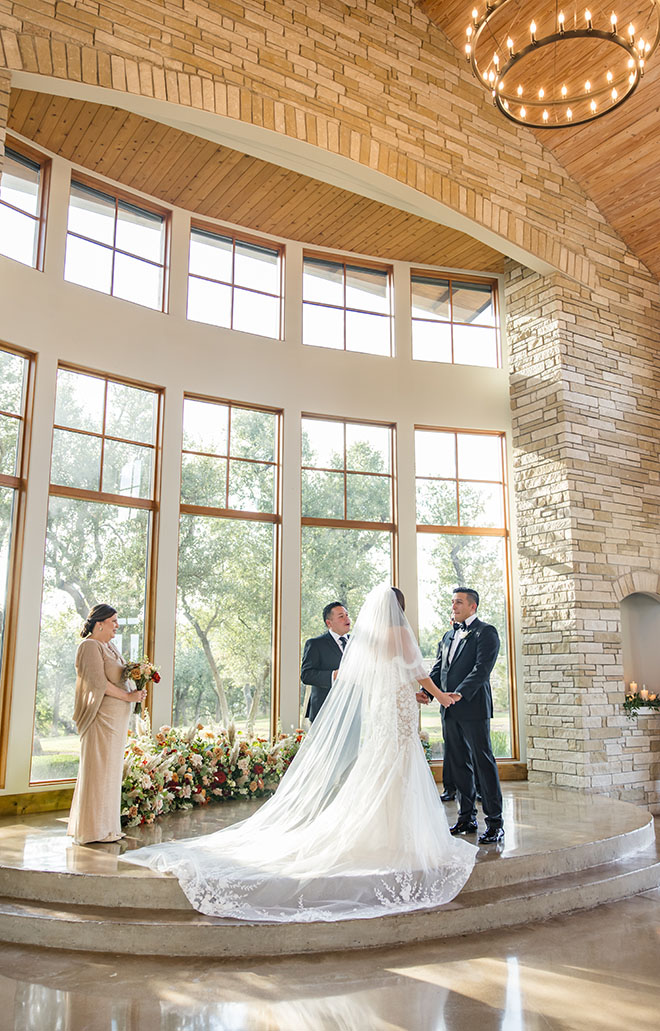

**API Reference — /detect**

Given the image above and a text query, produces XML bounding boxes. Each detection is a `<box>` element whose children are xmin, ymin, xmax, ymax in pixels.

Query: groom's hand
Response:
<box><xmin>416</xmin><ymin>691</ymin><xmax>430</xmax><ymax>704</ymax></box>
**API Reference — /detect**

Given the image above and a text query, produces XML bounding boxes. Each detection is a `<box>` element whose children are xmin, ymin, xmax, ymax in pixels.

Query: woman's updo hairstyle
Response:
<box><xmin>81</xmin><ymin>603</ymin><xmax>117</xmax><ymax>638</ymax></box>
<box><xmin>391</xmin><ymin>587</ymin><xmax>406</xmax><ymax>611</ymax></box>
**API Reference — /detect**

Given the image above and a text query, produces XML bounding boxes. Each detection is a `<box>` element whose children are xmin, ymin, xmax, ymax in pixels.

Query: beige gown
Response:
<box><xmin>67</xmin><ymin>638</ymin><xmax>131</xmax><ymax>844</ymax></box>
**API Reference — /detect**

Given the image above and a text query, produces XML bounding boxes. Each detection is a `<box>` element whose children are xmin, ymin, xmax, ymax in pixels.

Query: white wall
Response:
<box><xmin>0</xmin><ymin>142</ymin><xmax>523</xmax><ymax>794</ymax></box>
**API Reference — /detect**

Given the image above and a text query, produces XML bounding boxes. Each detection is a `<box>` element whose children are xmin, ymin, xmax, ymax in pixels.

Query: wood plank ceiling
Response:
<box><xmin>7</xmin><ymin>89</ymin><xmax>506</xmax><ymax>275</ymax></box>
<box><xmin>421</xmin><ymin>0</ymin><xmax>660</xmax><ymax>280</ymax></box>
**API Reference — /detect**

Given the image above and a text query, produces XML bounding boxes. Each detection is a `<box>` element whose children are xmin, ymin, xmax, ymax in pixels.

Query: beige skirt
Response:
<box><xmin>67</xmin><ymin>694</ymin><xmax>131</xmax><ymax>844</ymax></box>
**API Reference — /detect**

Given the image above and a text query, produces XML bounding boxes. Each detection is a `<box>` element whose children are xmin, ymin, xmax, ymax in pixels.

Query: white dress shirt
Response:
<box><xmin>448</xmin><ymin>612</ymin><xmax>477</xmax><ymax>665</ymax></box>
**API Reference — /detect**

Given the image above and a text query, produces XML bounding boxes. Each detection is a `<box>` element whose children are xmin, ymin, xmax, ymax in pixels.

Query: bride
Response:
<box><xmin>122</xmin><ymin>585</ymin><xmax>477</xmax><ymax>922</ymax></box>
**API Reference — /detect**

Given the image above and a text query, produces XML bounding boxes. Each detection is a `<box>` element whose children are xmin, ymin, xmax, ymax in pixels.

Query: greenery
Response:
<box><xmin>623</xmin><ymin>694</ymin><xmax>660</xmax><ymax>719</ymax></box>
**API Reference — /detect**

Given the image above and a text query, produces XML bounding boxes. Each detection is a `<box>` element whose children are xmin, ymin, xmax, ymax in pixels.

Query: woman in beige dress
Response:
<box><xmin>67</xmin><ymin>604</ymin><xmax>146</xmax><ymax>844</ymax></box>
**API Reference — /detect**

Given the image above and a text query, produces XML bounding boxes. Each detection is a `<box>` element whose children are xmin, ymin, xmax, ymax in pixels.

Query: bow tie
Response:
<box><xmin>453</xmin><ymin>622</ymin><xmax>467</xmax><ymax>632</ymax></box>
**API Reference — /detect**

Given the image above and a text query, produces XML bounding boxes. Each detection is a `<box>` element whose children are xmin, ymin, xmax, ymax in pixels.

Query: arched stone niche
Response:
<box><xmin>615</xmin><ymin>573</ymin><xmax>660</xmax><ymax>695</ymax></box>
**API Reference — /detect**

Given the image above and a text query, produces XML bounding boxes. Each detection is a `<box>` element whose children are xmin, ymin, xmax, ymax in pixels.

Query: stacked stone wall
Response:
<box><xmin>506</xmin><ymin>264</ymin><xmax>660</xmax><ymax>809</ymax></box>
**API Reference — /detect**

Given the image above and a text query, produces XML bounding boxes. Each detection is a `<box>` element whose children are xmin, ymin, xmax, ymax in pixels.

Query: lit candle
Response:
<box><xmin>530</xmin><ymin>20</ymin><xmax>537</xmax><ymax>42</ymax></box>
<box><xmin>629</xmin><ymin>681</ymin><xmax>638</xmax><ymax>695</ymax></box>
<box><xmin>558</xmin><ymin>11</ymin><xmax>565</xmax><ymax>32</ymax></box>
<box><xmin>640</xmin><ymin>686</ymin><xmax>649</xmax><ymax>701</ymax></box>
<box><xmin>585</xmin><ymin>9</ymin><xmax>592</xmax><ymax>30</ymax></box>
<box><xmin>611</xmin><ymin>12</ymin><xmax>617</xmax><ymax>31</ymax></box>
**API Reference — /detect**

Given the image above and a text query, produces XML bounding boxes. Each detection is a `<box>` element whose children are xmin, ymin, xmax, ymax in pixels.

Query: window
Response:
<box><xmin>188</xmin><ymin>225</ymin><xmax>282</xmax><ymax>339</ymax></box>
<box><xmin>411</xmin><ymin>273</ymin><xmax>499</xmax><ymax>368</ymax></box>
<box><xmin>174</xmin><ymin>397</ymin><xmax>281</xmax><ymax>736</ymax></box>
<box><xmin>0</xmin><ymin>143</ymin><xmax>48</xmax><ymax>268</ymax></box>
<box><xmin>31</xmin><ymin>368</ymin><xmax>161</xmax><ymax>783</ymax></box>
<box><xmin>303</xmin><ymin>255</ymin><xmax>393</xmax><ymax>355</ymax></box>
<box><xmin>300</xmin><ymin>416</ymin><xmax>395</xmax><ymax>715</ymax></box>
<box><xmin>414</xmin><ymin>428</ymin><xmax>515</xmax><ymax>760</ymax></box>
<box><xmin>64</xmin><ymin>179</ymin><xmax>167</xmax><ymax>310</ymax></box>
<box><xmin>0</xmin><ymin>345</ymin><xmax>32</xmax><ymax>785</ymax></box>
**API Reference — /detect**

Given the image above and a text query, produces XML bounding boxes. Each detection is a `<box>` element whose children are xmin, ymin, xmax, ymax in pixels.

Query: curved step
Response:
<box><xmin>0</xmin><ymin>842</ymin><xmax>657</xmax><ymax>957</ymax></box>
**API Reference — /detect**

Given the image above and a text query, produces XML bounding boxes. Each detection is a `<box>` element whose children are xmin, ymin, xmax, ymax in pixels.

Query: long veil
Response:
<box><xmin>123</xmin><ymin>585</ymin><xmax>477</xmax><ymax>921</ymax></box>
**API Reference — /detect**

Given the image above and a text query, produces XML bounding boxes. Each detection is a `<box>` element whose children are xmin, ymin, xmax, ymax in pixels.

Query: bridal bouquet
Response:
<box><xmin>123</xmin><ymin>657</ymin><xmax>161</xmax><ymax>713</ymax></box>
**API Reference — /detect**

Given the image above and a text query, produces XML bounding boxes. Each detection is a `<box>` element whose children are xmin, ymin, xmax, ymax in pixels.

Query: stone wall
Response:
<box><xmin>506</xmin><ymin>264</ymin><xmax>660</xmax><ymax>810</ymax></box>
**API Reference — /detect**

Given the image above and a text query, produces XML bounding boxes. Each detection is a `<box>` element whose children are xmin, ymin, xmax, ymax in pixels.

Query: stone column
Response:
<box><xmin>506</xmin><ymin>261</ymin><xmax>660</xmax><ymax>808</ymax></box>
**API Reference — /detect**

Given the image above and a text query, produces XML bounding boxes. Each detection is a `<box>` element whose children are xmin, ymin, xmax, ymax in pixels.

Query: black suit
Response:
<box><xmin>429</xmin><ymin>617</ymin><xmax>503</xmax><ymax>828</ymax></box>
<box><xmin>301</xmin><ymin>631</ymin><xmax>345</xmax><ymax>722</ymax></box>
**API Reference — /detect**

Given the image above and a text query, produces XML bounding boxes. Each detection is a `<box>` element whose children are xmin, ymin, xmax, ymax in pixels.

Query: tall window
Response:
<box><xmin>174</xmin><ymin>397</ymin><xmax>281</xmax><ymax>735</ymax></box>
<box><xmin>0</xmin><ymin>143</ymin><xmax>48</xmax><ymax>268</ymax></box>
<box><xmin>300</xmin><ymin>416</ymin><xmax>395</xmax><ymax>714</ymax></box>
<box><xmin>64</xmin><ymin>179</ymin><xmax>167</xmax><ymax>310</ymax></box>
<box><xmin>31</xmin><ymin>368</ymin><xmax>161</xmax><ymax>783</ymax></box>
<box><xmin>0</xmin><ymin>345</ymin><xmax>32</xmax><ymax>784</ymax></box>
<box><xmin>411</xmin><ymin>273</ymin><xmax>499</xmax><ymax>368</ymax></box>
<box><xmin>302</xmin><ymin>255</ymin><xmax>393</xmax><ymax>355</ymax></box>
<box><xmin>414</xmin><ymin>428</ymin><xmax>514</xmax><ymax>760</ymax></box>
<box><xmin>187</xmin><ymin>225</ymin><xmax>282</xmax><ymax>338</ymax></box>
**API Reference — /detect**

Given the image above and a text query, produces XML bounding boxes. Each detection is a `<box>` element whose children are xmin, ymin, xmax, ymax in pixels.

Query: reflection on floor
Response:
<box><xmin>0</xmin><ymin>879</ymin><xmax>658</xmax><ymax>1030</ymax></box>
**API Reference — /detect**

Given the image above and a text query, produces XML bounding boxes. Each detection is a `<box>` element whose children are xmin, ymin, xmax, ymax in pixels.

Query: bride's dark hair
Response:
<box><xmin>81</xmin><ymin>603</ymin><xmax>117</xmax><ymax>638</ymax></box>
<box><xmin>391</xmin><ymin>586</ymin><xmax>405</xmax><ymax>611</ymax></box>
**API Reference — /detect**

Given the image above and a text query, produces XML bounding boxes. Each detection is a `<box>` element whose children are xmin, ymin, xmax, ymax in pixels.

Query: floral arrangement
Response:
<box><xmin>123</xmin><ymin>658</ymin><xmax>161</xmax><ymax>714</ymax></box>
<box><xmin>121</xmin><ymin>718</ymin><xmax>304</xmax><ymax>827</ymax></box>
<box><xmin>121</xmin><ymin>719</ymin><xmax>434</xmax><ymax>828</ymax></box>
<box><xmin>623</xmin><ymin>693</ymin><xmax>660</xmax><ymax>720</ymax></box>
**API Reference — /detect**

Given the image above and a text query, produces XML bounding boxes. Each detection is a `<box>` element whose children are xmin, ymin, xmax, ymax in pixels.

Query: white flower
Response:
<box><xmin>189</xmin><ymin>753</ymin><xmax>203</xmax><ymax>768</ymax></box>
<box><xmin>140</xmin><ymin>774</ymin><xmax>152</xmax><ymax>789</ymax></box>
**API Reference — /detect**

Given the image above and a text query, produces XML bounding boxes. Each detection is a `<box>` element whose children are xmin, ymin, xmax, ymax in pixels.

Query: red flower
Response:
<box><xmin>253</xmin><ymin>763</ymin><xmax>264</xmax><ymax>774</ymax></box>
<box><xmin>215</xmin><ymin>770</ymin><xmax>227</xmax><ymax>784</ymax></box>
<box><xmin>152</xmin><ymin>671</ymin><xmax>161</xmax><ymax>683</ymax></box>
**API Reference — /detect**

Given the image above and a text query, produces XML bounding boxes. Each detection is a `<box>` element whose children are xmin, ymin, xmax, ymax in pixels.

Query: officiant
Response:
<box><xmin>301</xmin><ymin>602</ymin><xmax>351</xmax><ymax>722</ymax></box>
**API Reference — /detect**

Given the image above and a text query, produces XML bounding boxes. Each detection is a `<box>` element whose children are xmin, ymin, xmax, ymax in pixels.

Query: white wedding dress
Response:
<box><xmin>123</xmin><ymin>585</ymin><xmax>477</xmax><ymax>921</ymax></box>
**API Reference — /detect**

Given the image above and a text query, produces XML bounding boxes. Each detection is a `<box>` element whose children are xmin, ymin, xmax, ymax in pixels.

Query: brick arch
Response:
<box><xmin>0</xmin><ymin>0</ymin><xmax>630</xmax><ymax>291</ymax></box>
<box><xmin>612</xmin><ymin>571</ymin><xmax>660</xmax><ymax>603</ymax></box>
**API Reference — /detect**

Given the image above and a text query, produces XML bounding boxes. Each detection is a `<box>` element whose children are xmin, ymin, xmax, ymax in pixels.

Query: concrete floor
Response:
<box><xmin>0</xmin><ymin>885</ymin><xmax>658</xmax><ymax>1030</ymax></box>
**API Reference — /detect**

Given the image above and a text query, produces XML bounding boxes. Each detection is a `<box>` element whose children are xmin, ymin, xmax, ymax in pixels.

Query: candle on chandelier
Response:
<box><xmin>611</xmin><ymin>12</ymin><xmax>617</xmax><ymax>31</ymax></box>
<box><xmin>585</xmin><ymin>9</ymin><xmax>593</xmax><ymax>30</ymax></box>
<box><xmin>558</xmin><ymin>11</ymin><xmax>565</xmax><ymax>32</ymax></box>
<box><xmin>530</xmin><ymin>20</ymin><xmax>537</xmax><ymax>42</ymax></box>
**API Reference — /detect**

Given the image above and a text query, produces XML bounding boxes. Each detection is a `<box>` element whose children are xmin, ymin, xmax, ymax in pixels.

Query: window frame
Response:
<box><xmin>302</xmin><ymin>251</ymin><xmax>394</xmax><ymax>356</ymax></box>
<box><xmin>0</xmin><ymin>136</ymin><xmax>51</xmax><ymax>271</ymax></box>
<box><xmin>410</xmin><ymin>270</ymin><xmax>501</xmax><ymax>368</ymax></box>
<box><xmin>187</xmin><ymin>220</ymin><xmax>285</xmax><ymax>339</ymax></box>
<box><xmin>179</xmin><ymin>392</ymin><xmax>283</xmax><ymax>737</ymax></box>
<box><xmin>300</xmin><ymin>413</ymin><xmax>398</xmax><ymax>534</ymax></box>
<box><xmin>414</xmin><ymin>424</ymin><xmax>518</xmax><ymax>762</ymax></box>
<box><xmin>29</xmin><ymin>363</ymin><xmax>164</xmax><ymax>786</ymax></box>
<box><xmin>65</xmin><ymin>172</ymin><xmax>170</xmax><ymax>312</ymax></box>
<box><xmin>0</xmin><ymin>342</ymin><xmax>35</xmax><ymax>788</ymax></box>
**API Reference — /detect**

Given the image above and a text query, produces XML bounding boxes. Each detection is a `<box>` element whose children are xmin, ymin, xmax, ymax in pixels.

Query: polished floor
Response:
<box><xmin>0</xmin><ymin>883</ymin><xmax>658</xmax><ymax>1030</ymax></box>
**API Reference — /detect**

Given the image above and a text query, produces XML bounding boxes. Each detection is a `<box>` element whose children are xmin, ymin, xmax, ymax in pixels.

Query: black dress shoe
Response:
<box><xmin>440</xmin><ymin>791</ymin><xmax>456</xmax><ymax>802</ymax></box>
<box><xmin>478</xmin><ymin>826</ymin><xmax>504</xmax><ymax>844</ymax></box>
<box><xmin>450</xmin><ymin>820</ymin><xmax>478</xmax><ymax>835</ymax></box>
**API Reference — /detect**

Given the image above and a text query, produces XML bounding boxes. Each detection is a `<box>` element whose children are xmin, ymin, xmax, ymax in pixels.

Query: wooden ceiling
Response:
<box><xmin>7</xmin><ymin>89</ymin><xmax>506</xmax><ymax>275</ymax></box>
<box><xmin>421</xmin><ymin>1</ymin><xmax>660</xmax><ymax>279</ymax></box>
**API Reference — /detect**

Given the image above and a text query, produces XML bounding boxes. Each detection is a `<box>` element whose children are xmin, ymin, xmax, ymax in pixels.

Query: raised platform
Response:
<box><xmin>0</xmin><ymin>784</ymin><xmax>657</xmax><ymax>957</ymax></box>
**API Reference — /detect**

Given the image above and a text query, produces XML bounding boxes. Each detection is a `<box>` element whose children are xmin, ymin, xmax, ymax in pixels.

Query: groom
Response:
<box><xmin>428</xmin><ymin>587</ymin><xmax>504</xmax><ymax>844</ymax></box>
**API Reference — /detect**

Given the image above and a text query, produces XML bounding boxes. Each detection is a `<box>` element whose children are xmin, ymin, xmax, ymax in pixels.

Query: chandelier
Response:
<box><xmin>465</xmin><ymin>1</ymin><xmax>660</xmax><ymax>127</ymax></box>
